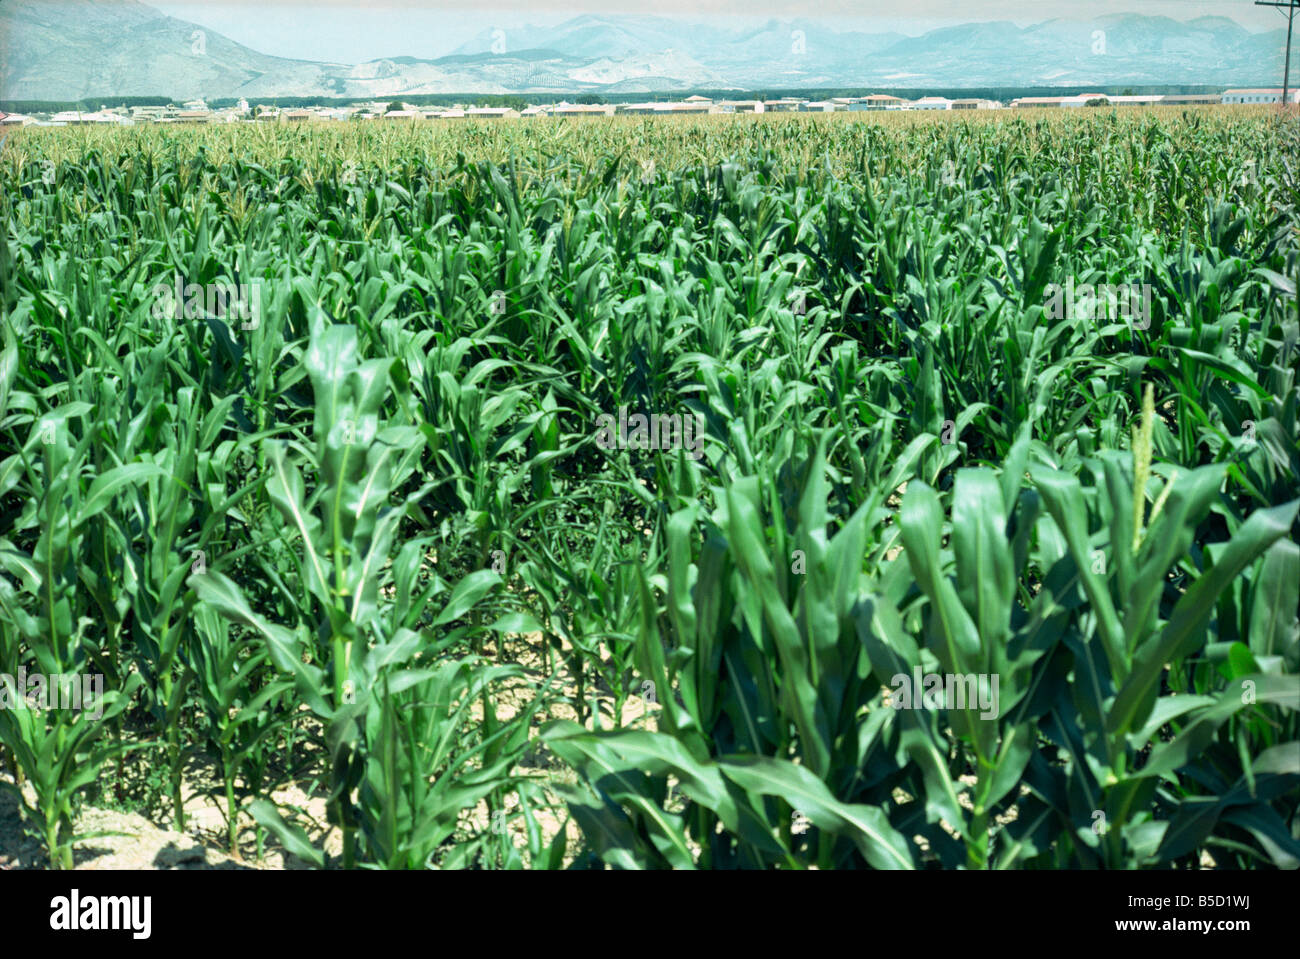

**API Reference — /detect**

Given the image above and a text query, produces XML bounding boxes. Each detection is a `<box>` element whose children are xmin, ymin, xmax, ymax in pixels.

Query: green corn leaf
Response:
<box><xmin>1109</xmin><ymin>500</ymin><xmax>1299</xmax><ymax>737</ymax></box>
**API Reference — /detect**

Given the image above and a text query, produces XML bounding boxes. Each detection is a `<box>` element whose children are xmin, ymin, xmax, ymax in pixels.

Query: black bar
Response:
<box><xmin>1</xmin><ymin>868</ymin><xmax>1293</xmax><ymax>948</ymax></box>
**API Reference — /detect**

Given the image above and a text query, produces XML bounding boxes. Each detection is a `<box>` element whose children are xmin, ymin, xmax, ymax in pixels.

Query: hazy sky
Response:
<box><xmin>150</xmin><ymin>1</ymin><xmax>1287</xmax><ymax>63</ymax></box>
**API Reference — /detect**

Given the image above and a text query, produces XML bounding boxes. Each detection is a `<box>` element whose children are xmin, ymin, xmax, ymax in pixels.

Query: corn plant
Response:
<box><xmin>2</xmin><ymin>111</ymin><xmax>1296</xmax><ymax>870</ymax></box>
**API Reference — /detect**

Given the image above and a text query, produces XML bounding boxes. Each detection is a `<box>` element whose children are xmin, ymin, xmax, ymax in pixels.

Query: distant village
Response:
<box><xmin>2</xmin><ymin>89</ymin><xmax>1297</xmax><ymax>127</ymax></box>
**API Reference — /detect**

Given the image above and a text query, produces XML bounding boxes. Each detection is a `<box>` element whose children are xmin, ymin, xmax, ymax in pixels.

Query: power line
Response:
<box><xmin>1256</xmin><ymin>1</ymin><xmax>1299</xmax><ymax>107</ymax></box>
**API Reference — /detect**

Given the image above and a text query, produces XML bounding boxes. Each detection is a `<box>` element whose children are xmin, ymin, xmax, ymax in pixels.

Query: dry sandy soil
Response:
<box><xmin>0</xmin><ymin>757</ymin><xmax>335</xmax><ymax>870</ymax></box>
<box><xmin>0</xmin><ymin>630</ymin><xmax>654</xmax><ymax>870</ymax></box>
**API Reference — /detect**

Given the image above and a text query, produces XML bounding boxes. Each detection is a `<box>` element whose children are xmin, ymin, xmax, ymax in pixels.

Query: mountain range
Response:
<box><xmin>0</xmin><ymin>0</ymin><xmax>1289</xmax><ymax>102</ymax></box>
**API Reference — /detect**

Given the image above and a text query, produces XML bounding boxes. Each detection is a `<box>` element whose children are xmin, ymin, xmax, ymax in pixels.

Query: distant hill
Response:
<box><xmin>0</xmin><ymin>0</ymin><xmax>342</xmax><ymax>101</ymax></box>
<box><xmin>0</xmin><ymin>1</ymin><xmax>1289</xmax><ymax>101</ymax></box>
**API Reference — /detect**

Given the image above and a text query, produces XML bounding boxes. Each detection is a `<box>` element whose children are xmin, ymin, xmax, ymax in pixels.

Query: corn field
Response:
<box><xmin>0</xmin><ymin>110</ymin><xmax>1297</xmax><ymax>870</ymax></box>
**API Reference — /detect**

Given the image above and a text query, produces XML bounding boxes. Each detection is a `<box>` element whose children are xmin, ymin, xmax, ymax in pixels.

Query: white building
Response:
<box><xmin>1222</xmin><ymin>88</ymin><xmax>1300</xmax><ymax>104</ymax></box>
<box><xmin>553</xmin><ymin>103</ymin><xmax>616</xmax><ymax>117</ymax></box>
<box><xmin>1012</xmin><ymin>96</ymin><xmax>1072</xmax><ymax>109</ymax></box>
<box><xmin>130</xmin><ymin>105</ymin><xmax>169</xmax><ymax>122</ymax></box>
<box><xmin>846</xmin><ymin>95</ymin><xmax>907</xmax><ymax>111</ymax></box>
<box><xmin>1107</xmin><ymin>95</ymin><xmax>1163</xmax><ymax>106</ymax></box>
<box><xmin>908</xmin><ymin>96</ymin><xmax>953</xmax><ymax>111</ymax></box>
<box><xmin>1012</xmin><ymin>94</ymin><xmax>1110</xmax><ymax>109</ymax></box>
<box><xmin>49</xmin><ymin>110</ymin><xmax>131</xmax><ymax>125</ymax></box>
<box><xmin>1160</xmin><ymin>94</ymin><xmax>1222</xmax><ymax>106</ymax></box>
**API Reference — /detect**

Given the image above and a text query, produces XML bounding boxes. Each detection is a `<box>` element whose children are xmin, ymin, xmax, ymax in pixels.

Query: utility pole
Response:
<box><xmin>1256</xmin><ymin>1</ymin><xmax>1299</xmax><ymax>107</ymax></box>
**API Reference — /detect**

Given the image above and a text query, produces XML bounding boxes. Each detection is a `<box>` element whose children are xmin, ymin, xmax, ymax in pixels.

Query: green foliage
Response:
<box><xmin>0</xmin><ymin>110</ymin><xmax>1296</xmax><ymax>869</ymax></box>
